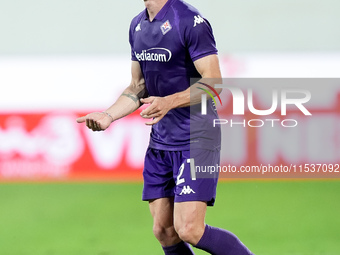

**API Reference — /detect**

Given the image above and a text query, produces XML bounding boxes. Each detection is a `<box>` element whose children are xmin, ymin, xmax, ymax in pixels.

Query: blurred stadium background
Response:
<box><xmin>0</xmin><ymin>0</ymin><xmax>339</xmax><ymax>254</ymax></box>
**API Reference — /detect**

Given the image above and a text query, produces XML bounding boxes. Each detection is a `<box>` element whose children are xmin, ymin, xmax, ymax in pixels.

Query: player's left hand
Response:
<box><xmin>140</xmin><ymin>96</ymin><xmax>172</xmax><ymax>125</ymax></box>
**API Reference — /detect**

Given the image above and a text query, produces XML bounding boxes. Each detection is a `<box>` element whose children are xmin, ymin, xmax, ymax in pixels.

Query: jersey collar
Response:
<box><xmin>144</xmin><ymin>0</ymin><xmax>177</xmax><ymax>21</ymax></box>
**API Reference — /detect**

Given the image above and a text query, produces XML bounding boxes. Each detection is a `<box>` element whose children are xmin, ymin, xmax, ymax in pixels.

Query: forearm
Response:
<box><xmin>138</xmin><ymin>56</ymin><xmax>222</xmax><ymax>125</ymax></box>
<box><xmin>104</xmin><ymin>87</ymin><xmax>145</xmax><ymax>121</ymax></box>
<box><xmin>167</xmin><ymin>55</ymin><xmax>222</xmax><ymax>109</ymax></box>
<box><xmin>165</xmin><ymin>78</ymin><xmax>222</xmax><ymax>109</ymax></box>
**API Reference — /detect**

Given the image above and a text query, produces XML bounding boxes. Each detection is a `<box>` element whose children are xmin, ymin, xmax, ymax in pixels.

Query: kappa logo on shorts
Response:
<box><xmin>160</xmin><ymin>20</ymin><xmax>172</xmax><ymax>35</ymax></box>
<box><xmin>193</xmin><ymin>15</ymin><xmax>205</xmax><ymax>27</ymax></box>
<box><xmin>180</xmin><ymin>185</ymin><xmax>196</xmax><ymax>195</ymax></box>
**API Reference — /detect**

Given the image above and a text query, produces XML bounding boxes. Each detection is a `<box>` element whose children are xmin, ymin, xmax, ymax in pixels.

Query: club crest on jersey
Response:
<box><xmin>160</xmin><ymin>20</ymin><xmax>172</xmax><ymax>35</ymax></box>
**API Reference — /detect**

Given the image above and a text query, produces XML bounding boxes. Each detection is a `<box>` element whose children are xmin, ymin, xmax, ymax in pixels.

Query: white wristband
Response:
<box><xmin>102</xmin><ymin>111</ymin><xmax>114</xmax><ymax>121</ymax></box>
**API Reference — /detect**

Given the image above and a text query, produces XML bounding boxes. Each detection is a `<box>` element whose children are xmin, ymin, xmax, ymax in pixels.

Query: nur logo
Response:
<box><xmin>197</xmin><ymin>82</ymin><xmax>222</xmax><ymax>115</ymax></box>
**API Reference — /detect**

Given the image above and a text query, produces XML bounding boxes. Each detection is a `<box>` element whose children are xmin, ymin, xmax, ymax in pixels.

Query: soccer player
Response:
<box><xmin>77</xmin><ymin>0</ymin><xmax>253</xmax><ymax>254</ymax></box>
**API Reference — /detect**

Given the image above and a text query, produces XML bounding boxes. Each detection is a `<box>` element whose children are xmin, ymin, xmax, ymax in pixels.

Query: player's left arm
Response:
<box><xmin>140</xmin><ymin>54</ymin><xmax>222</xmax><ymax>125</ymax></box>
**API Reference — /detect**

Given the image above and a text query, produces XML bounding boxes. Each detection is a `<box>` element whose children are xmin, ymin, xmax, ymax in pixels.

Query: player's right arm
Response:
<box><xmin>76</xmin><ymin>61</ymin><xmax>147</xmax><ymax>131</ymax></box>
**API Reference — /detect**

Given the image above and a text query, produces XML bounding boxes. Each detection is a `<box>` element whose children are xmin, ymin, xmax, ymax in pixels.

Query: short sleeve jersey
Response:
<box><xmin>129</xmin><ymin>0</ymin><xmax>220</xmax><ymax>151</ymax></box>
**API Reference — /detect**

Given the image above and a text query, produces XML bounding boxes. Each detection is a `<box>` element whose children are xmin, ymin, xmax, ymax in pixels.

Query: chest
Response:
<box><xmin>132</xmin><ymin>19</ymin><xmax>186</xmax><ymax>65</ymax></box>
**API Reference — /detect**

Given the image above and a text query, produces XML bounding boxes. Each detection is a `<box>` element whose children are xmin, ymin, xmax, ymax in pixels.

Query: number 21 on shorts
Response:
<box><xmin>176</xmin><ymin>158</ymin><xmax>196</xmax><ymax>185</ymax></box>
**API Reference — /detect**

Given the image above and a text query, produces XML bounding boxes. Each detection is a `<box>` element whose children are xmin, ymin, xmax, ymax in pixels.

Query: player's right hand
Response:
<box><xmin>76</xmin><ymin>112</ymin><xmax>113</xmax><ymax>132</ymax></box>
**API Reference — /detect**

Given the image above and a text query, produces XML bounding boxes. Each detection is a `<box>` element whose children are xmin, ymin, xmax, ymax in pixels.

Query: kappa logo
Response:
<box><xmin>193</xmin><ymin>15</ymin><xmax>205</xmax><ymax>27</ymax></box>
<box><xmin>135</xmin><ymin>23</ymin><xmax>141</xmax><ymax>32</ymax></box>
<box><xmin>180</xmin><ymin>185</ymin><xmax>196</xmax><ymax>195</ymax></box>
<box><xmin>160</xmin><ymin>20</ymin><xmax>172</xmax><ymax>35</ymax></box>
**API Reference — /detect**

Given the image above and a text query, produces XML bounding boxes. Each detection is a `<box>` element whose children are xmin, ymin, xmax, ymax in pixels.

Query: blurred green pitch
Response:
<box><xmin>0</xmin><ymin>180</ymin><xmax>339</xmax><ymax>255</ymax></box>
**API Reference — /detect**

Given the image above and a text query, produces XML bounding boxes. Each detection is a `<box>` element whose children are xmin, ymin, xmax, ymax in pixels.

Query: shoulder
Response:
<box><xmin>172</xmin><ymin>0</ymin><xmax>201</xmax><ymax>16</ymax></box>
<box><xmin>171</xmin><ymin>0</ymin><xmax>208</xmax><ymax>28</ymax></box>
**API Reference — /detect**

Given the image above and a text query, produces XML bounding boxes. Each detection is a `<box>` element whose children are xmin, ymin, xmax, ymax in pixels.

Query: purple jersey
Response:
<box><xmin>129</xmin><ymin>0</ymin><xmax>220</xmax><ymax>151</ymax></box>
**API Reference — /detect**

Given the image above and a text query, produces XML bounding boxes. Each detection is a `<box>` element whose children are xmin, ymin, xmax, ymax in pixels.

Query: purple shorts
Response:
<box><xmin>142</xmin><ymin>148</ymin><xmax>220</xmax><ymax>206</ymax></box>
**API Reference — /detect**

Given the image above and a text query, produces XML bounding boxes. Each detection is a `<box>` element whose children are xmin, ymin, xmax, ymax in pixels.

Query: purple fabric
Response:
<box><xmin>142</xmin><ymin>148</ymin><xmax>218</xmax><ymax>206</ymax></box>
<box><xmin>162</xmin><ymin>241</ymin><xmax>195</xmax><ymax>255</ymax></box>
<box><xmin>129</xmin><ymin>0</ymin><xmax>219</xmax><ymax>151</ymax></box>
<box><xmin>195</xmin><ymin>225</ymin><xmax>253</xmax><ymax>255</ymax></box>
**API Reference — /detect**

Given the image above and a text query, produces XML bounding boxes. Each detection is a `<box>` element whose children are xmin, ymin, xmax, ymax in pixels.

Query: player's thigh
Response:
<box><xmin>174</xmin><ymin>201</ymin><xmax>207</xmax><ymax>227</ymax></box>
<box><xmin>173</xmin><ymin>201</ymin><xmax>207</xmax><ymax>244</ymax></box>
<box><xmin>149</xmin><ymin>197</ymin><xmax>175</xmax><ymax>228</ymax></box>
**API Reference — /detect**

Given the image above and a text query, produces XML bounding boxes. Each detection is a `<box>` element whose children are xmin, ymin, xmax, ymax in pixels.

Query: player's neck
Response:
<box><xmin>144</xmin><ymin>0</ymin><xmax>168</xmax><ymax>21</ymax></box>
